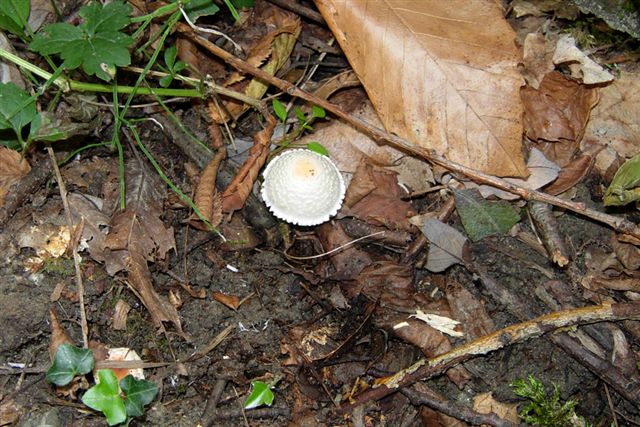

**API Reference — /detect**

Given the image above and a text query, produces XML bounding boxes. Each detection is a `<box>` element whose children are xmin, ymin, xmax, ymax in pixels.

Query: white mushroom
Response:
<box><xmin>261</xmin><ymin>149</ymin><xmax>346</xmax><ymax>226</ymax></box>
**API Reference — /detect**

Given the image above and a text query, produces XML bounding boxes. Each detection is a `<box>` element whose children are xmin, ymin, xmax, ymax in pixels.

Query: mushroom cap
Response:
<box><xmin>261</xmin><ymin>149</ymin><xmax>346</xmax><ymax>226</ymax></box>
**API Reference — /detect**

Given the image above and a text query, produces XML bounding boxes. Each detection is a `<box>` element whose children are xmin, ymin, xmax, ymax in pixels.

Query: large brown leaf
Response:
<box><xmin>315</xmin><ymin>0</ymin><xmax>527</xmax><ymax>177</ymax></box>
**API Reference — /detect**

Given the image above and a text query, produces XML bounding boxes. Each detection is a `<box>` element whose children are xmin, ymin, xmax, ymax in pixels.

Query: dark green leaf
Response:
<box><xmin>231</xmin><ymin>0</ymin><xmax>255</xmax><ymax>8</ymax></box>
<box><xmin>311</xmin><ymin>105</ymin><xmax>326</xmax><ymax>119</ymax></box>
<box><xmin>453</xmin><ymin>188</ymin><xmax>520</xmax><ymax>241</ymax></box>
<box><xmin>46</xmin><ymin>343</ymin><xmax>94</xmax><ymax>386</ymax></box>
<box><xmin>30</xmin><ymin>1</ymin><xmax>133</xmax><ymax>81</ymax></box>
<box><xmin>306</xmin><ymin>141</ymin><xmax>329</xmax><ymax>156</ymax></box>
<box><xmin>244</xmin><ymin>380</ymin><xmax>274</xmax><ymax>410</ymax></box>
<box><xmin>82</xmin><ymin>369</ymin><xmax>127</xmax><ymax>426</ymax></box>
<box><xmin>604</xmin><ymin>153</ymin><xmax>640</xmax><ymax>207</ymax></box>
<box><xmin>0</xmin><ymin>0</ymin><xmax>29</xmax><ymax>36</ymax></box>
<box><xmin>182</xmin><ymin>0</ymin><xmax>220</xmax><ymax>22</ymax></box>
<box><xmin>0</xmin><ymin>82</ymin><xmax>37</xmax><ymax>134</ymax></box>
<box><xmin>121</xmin><ymin>375</ymin><xmax>158</xmax><ymax>417</ymax></box>
<box><xmin>173</xmin><ymin>61</ymin><xmax>187</xmax><ymax>73</ymax></box>
<box><xmin>159</xmin><ymin>75</ymin><xmax>174</xmax><ymax>88</ymax></box>
<box><xmin>272</xmin><ymin>99</ymin><xmax>287</xmax><ymax>123</ymax></box>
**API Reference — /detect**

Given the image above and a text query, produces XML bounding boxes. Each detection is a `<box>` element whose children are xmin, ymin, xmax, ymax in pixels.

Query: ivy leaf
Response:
<box><xmin>45</xmin><ymin>343</ymin><xmax>94</xmax><ymax>386</ymax></box>
<box><xmin>306</xmin><ymin>141</ymin><xmax>329</xmax><ymax>156</ymax></box>
<box><xmin>244</xmin><ymin>380</ymin><xmax>274</xmax><ymax>409</ymax></box>
<box><xmin>81</xmin><ymin>369</ymin><xmax>127</xmax><ymax>426</ymax></box>
<box><xmin>0</xmin><ymin>0</ymin><xmax>29</xmax><ymax>36</ymax></box>
<box><xmin>453</xmin><ymin>188</ymin><xmax>520</xmax><ymax>242</ymax></box>
<box><xmin>120</xmin><ymin>375</ymin><xmax>158</xmax><ymax>417</ymax></box>
<box><xmin>0</xmin><ymin>82</ymin><xmax>37</xmax><ymax>135</ymax></box>
<box><xmin>30</xmin><ymin>1</ymin><xmax>133</xmax><ymax>81</ymax></box>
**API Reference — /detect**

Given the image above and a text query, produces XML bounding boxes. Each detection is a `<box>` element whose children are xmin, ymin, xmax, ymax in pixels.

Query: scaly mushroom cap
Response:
<box><xmin>261</xmin><ymin>149</ymin><xmax>346</xmax><ymax>226</ymax></box>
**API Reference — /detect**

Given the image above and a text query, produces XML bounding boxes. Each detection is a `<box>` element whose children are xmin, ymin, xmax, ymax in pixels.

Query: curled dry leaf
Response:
<box><xmin>112</xmin><ymin>299</ymin><xmax>131</xmax><ymax>331</ymax></box>
<box><xmin>582</xmin><ymin>72</ymin><xmax>640</xmax><ymax>175</ymax></box>
<box><xmin>552</xmin><ymin>34</ymin><xmax>613</xmax><ymax>84</ymax></box>
<box><xmin>521</xmin><ymin>71</ymin><xmax>599</xmax><ymax>147</ymax></box>
<box><xmin>49</xmin><ymin>308</ymin><xmax>74</xmax><ymax>361</ymax></box>
<box><xmin>316</xmin><ymin>0</ymin><xmax>527</xmax><ymax>177</ymax></box>
<box><xmin>189</xmin><ymin>148</ymin><xmax>226</xmax><ymax>230</ymax></box>
<box><xmin>543</xmin><ymin>143</ymin><xmax>601</xmax><ymax>195</ymax></box>
<box><xmin>221</xmin><ymin>115</ymin><xmax>277</xmax><ymax>212</ymax></box>
<box><xmin>342</xmin><ymin>160</ymin><xmax>416</xmax><ymax>230</ymax></box>
<box><xmin>209</xmin><ymin>2</ymin><xmax>301</xmax><ymax>122</ymax></box>
<box><xmin>0</xmin><ymin>146</ymin><xmax>30</xmax><ymax>208</ymax></box>
<box><xmin>212</xmin><ymin>291</ymin><xmax>241</xmax><ymax>311</ymax></box>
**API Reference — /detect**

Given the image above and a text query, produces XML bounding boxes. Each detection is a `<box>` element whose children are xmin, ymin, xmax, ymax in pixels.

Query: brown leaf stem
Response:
<box><xmin>178</xmin><ymin>24</ymin><xmax>640</xmax><ymax>239</ymax></box>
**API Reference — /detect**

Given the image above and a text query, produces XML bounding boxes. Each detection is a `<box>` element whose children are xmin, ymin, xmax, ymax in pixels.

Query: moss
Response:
<box><xmin>41</xmin><ymin>257</ymin><xmax>75</xmax><ymax>277</ymax></box>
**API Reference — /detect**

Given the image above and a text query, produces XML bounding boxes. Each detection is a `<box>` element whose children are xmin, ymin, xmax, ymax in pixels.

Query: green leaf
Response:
<box><xmin>30</xmin><ymin>1</ymin><xmax>133</xmax><ymax>81</ymax></box>
<box><xmin>120</xmin><ymin>375</ymin><xmax>158</xmax><ymax>417</ymax></box>
<box><xmin>159</xmin><ymin>75</ymin><xmax>174</xmax><ymax>88</ymax></box>
<box><xmin>0</xmin><ymin>83</ymin><xmax>37</xmax><ymax>135</ymax></box>
<box><xmin>244</xmin><ymin>380</ymin><xmax>274</xmax><ymax>410</ymax></box>
<box><xmin>0</xmin><ymin>0</ymin><xmax>29</xmax><ymax>36</ymax></box>
<box><xmin>311</xmin><ymin>105</ymin><xmax>326</xmax><ymax>119</ymax></box>
<box><xmin>272</xmin><ymin>99</ymin><xmax>287</xmax><ymax>123</ymax></box>
<box><xmin>164</xmin><ymin>45</ymin><xmax>178</xmax><ymax>69</ymax></box>
<box><xmin>293</xmin><ymin>107</ymin><xmax>307</xmax><ymax>124</ymax></box>
<box><xmin>46</xmin><ymin>343</ymin><xmax>94</xmax><ymax>386</ymax></box>
<box><xmin>604</xmin><ymin>153</ymin><xmax>640</xmax><ymax>207</ymax></box>
<box><xmin>453</xmin><ymin>188</ymin><xmax>520</xmax><ymax>242</ymax></box>
<box><xmin>231</xmin><ymin>0</ymin><xmax>255</xmax><ymax>8</ymax></box>
<box><xmin>306</xmin><ymin>141</ymin><xmax>329</xmax><ymax>156</ymax></box>
<box><xmin>82</xmin><ymin>370</ymin><xmax>127</xmax><ymax>426</ymax></box>
<box><xmin>181</xmin><ymin>0</ymin><xmax>221</xmax><ymax>22</ymax></box>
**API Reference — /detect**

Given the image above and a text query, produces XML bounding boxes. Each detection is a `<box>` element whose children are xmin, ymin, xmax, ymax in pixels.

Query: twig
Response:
<box><xmin>528</xmin><ymin>201</ymin><xmax>570</xmax><ymax>267</ymax></box>
<box><xmin>401</xmin><ymin>385</ymin><xmax>524</xmax><ymax>427</ymax></box>
<box><xmin>201</xmin><ymin>378</ymin><xmax>229</xmax><ymax>427</ymax></box>
<box><xmin>266</xmin><ymin>0</ymin><xmax>325</xmax><ymax>24</ymax></box>
<box><xmin>341</xmin><ymin>301</ymin><xmax>640</xmax><ymax>410</ymax></box>
<box><xmin>178</xmin><ymin>24</ymin><xmax>640</xmax><ymax>240</ymax></box>
<box><xmin>45</xmin><ymin>144</ymin><xmax>89</xmax><ymax>348</ymax></box>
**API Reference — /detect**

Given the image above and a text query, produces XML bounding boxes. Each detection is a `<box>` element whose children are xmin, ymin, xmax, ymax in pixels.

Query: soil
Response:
<box><xmin>1</xmin><ymin>1</ymin><xmax>639</xmax><ymax>426</ymax></box>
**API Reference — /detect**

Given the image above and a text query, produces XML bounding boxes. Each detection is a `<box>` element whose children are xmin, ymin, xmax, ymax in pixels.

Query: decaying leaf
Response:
<box><xmin>221</xmin><ymin>115</ymin><xmax>277</xmax><ymax>212</ymax></box>
<box><xmin>298</xmin><ymin>95</ymin><xmax>435</xmax><ymax>193</ymax></box>
<box><xmin>420</xmin><ymin>219</ymin><xmax>469</xmax><ymax>272</ymax></box>
<box><xmin>189</xmin><ymin>148</ymin><xmax>225</xmax><ymax>230</ymax></box>
<box><xmin>543</xmin><ymin>144</ymin><xmax>600</xmax><ymax>195</ymax></box>
<box><xmin>209</xmin><ymin>2</ymin><xmax>300</xmax><ymax>122</ymax></box>
<box><xmin>0</xmin><ymin>146</ymin><xmax>30</xmax><ymax>208</ymax></box>
<box><xmin>521</xmin><ymin>71</ymin><xmax>599</xmax><ymax>146</ymax></box>
<box><xmin>521</xmin><ymin>32</ymin><xmax>556</xmax><ymax>89</ymax></box>
<box><xmin>316</xmin><ymin>0</ymin><xmax>528</xmax><ymax>177</ymax></box>
<box><xmin>583</xmin><ymin>72</ymin><xmax>640</xmax><ymax>175</ymax></box>
<box><xmin>453</xmin><ymin>188</ymin><xmax>521</xmax><ymax>242</ymax></box>
<box><xmin>212</xmin><ymin>291</ymin><xmax>241</xmax><ymax>311</ymax></box>
<box><xmin>342</xmin><ymin>160</ymin><xmax>416</xmax><ymax>230</ymax></box>
<box><xmin>409</xmin><ymin>310</ymin><xmax>463</xmax><ymax>337</ymax></box>
<box><xmin>511</xmin><ymin>0</ymin><xmax>579</xmax><ymax>19</ymax></box>
<box><xmin>473</xmin><ymin>392</ymin><xmax>519</xmax><ymax>423</ymax></box>
<box><xmin>317</xmin><ymin>221</ymin><xmax>372</xmax><ymax>280</ymax></box>
<box><xmin>113</xmin><ymin>299</ymin><xmax>131</xmax><ymax>331</ymax></box>
<box><xmin>552</xmin><ymin>34</ymin><xmax>613</xmax><ymax>84</ymax></box>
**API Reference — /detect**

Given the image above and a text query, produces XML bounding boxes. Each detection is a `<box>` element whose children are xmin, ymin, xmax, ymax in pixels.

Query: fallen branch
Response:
<box><xmin>178</xmin><ymin>24</ymin><xmax>640</xmax><ymax>240</ymax></box>
<box><xmin>342</xmin><ymin>301</ymin><xmax>640</xmax><ymax>410</ymax></box>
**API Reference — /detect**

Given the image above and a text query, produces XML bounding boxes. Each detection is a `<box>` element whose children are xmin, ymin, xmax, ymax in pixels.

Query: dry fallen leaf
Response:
<box><xmin>553</xmin><ymin>34</ymin><xmax>613</xmax><ymax>84</ymax></box>
<box><xmin>582</xmin><ymin>72</ymin><xmax>640</xmax><ymax>174</ymax></box>
<box><xmin>212</xmin><ymin>291</ymin><xmax>241</xmax><ymax>311</ymax></box>
<box><xmin>315</xmin><ymin>0</ymin><xmax>527</xmax><ymax>177</ymax></box>
<box><xmin>0</xmin><ymin>146</ymin><xmax>31</xmax><ymax>208</ymax></box>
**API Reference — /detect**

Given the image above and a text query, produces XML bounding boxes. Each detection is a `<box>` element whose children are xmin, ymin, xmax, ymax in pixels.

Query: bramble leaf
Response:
<box><xmin>30</xmin><ymin>1</ymin><xmax>133</xmax><ymax>81</ymax></box>
<box><xmin>0</xmin><ymin>0</ymin><xmax>29</xmax><ymax>36</ymax></box>
<box><xmin>45</xmin><ymin>343</ymin><xmax>94</xmax><ymax>386</ymax></box>
<box><xmin>0</xmin><ymin>83</ymin><xmax>37</xmax><ymax>136</ymax></box>
<box><xmin>121</xmin><ymin>375</ymin><xmax>158</xmax><ymax>417</ymax></box>
<box><xmin>81</xmin><ymin>370</ymin><xmax>127</xmax><ymax>426</ymax></box>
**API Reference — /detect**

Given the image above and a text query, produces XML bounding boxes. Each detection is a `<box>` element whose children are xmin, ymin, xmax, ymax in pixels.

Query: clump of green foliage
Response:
<box><xmin>511</xmin><ymin>375</ymin><xmax>579</xmax><ymax>427</ymax></box>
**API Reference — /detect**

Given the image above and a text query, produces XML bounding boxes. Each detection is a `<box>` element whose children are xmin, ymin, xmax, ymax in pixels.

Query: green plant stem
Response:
<box><xmin>0</xmin><ymin>48</ymin><xmax>204</xmax><ymax>98</ymax></box>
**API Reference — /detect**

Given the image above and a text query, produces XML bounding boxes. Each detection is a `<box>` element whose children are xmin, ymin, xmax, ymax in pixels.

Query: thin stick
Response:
<box><xmin>342</xmin><ymin>301</ymin><xmax>640</xmax><ymax>410</ymax></box>
<box><xmin>178</xmin><ymin>24</ymin><xmax>640</xmax><ymax>239</ymax></box>
<box><xmin>283</xmin><ymin>231</ymin><xmax>385</xmax><ymax>260</ymax></box>
<box><xmin>45</xmin><ymin>144</ymin><xmax>89</xmax><ymax>348</ymax></box>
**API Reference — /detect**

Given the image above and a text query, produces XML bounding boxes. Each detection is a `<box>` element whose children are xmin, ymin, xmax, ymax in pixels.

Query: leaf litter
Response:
<box><xmin>2</xmin><ymin>0</ymin><xmax>640</xmax><ymax>426</ymax></box>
